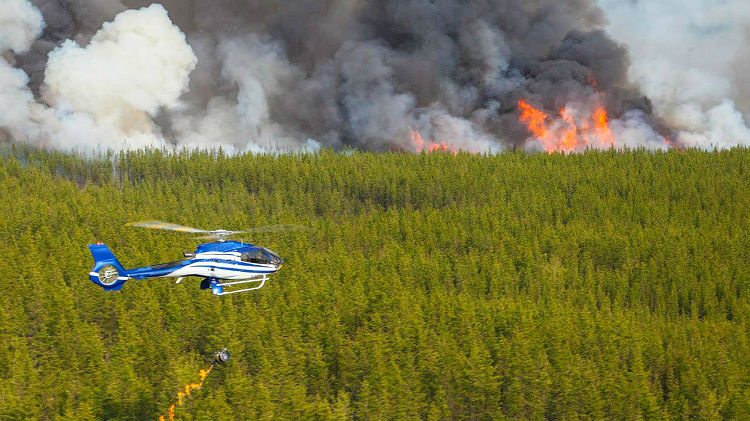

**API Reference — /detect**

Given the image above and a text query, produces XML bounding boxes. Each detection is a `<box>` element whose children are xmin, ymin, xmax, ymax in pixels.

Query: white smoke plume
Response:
<box><xmin>42</xmin><ymin>4</ymin><xmax>196</xmax><ymax>150</ymax></box>
<box><xmin>601</xmin><ymin>0</ymin><xmax>750</xmax><ymax>147</ymax></box>
<box><xmin>0</xmin><ymin>0</ymin><xmax>44</xmax><ymax>54</ymax></box>
<box><xmin>169</xmin><ymin>34</ymin><xmax>309</xmax><ymax>153</ymax></box>
<box><xmin>0</xmin><ymin>60</ymin><xmax>41</xmax><ymax>142</ymax></box>
<box><xmin>1</xmin><ymin>3</ymin><xmax>198</xmax><ymax>151</ymax></box>
<box><xmin>0</xmin><ymin>0</ymin><xmax>43</xmax><ymax>143</ymax></box>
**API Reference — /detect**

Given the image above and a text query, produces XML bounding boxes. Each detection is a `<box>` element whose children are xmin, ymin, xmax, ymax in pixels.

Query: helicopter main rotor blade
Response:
<box><xmin>193</xmin><ymin>225</ymin><xmax>308</xmax><ymax>240</ymax></box>
<box><xmin>127</xmin><ymin>221</ymin><xmax>209</xmax><ymax>234</ymax></box>
<box><xmin>234</xmin><ymin>224</ymin><xmax>309</xmax><ymax>234</ymax></box>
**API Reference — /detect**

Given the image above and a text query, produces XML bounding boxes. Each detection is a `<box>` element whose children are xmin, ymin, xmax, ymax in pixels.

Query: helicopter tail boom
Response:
<box><xmin>88</xmin><ymin>243</ymin><xmax>130</xmax><ymax>291</ymax></box>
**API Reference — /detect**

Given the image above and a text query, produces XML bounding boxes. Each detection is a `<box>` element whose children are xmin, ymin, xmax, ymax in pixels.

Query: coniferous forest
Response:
<box><xmin>1</xmin><ymin>147</ymin><xmax>749</xmax><ymax>420</ymax></box>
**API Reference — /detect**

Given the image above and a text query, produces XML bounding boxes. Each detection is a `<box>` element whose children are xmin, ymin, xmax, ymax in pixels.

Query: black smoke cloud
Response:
<box><xmin>10</xmin><ymin>0</ymin><xmax>670</xmax><ymax>152</ymax></box>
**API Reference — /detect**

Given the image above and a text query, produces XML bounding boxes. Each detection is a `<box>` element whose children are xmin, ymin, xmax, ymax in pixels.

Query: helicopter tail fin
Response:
<box><xmin>88</xmin><ymin>243</ymin><xmax>129</xmax><ymax>291</ymax></box>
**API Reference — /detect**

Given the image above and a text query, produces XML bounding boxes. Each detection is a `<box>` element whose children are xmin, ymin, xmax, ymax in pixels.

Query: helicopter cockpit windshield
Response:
<box><xmin>241</xmin><ymin>248</ymin><xmax>282</xmax><ymax>266</ymax></box>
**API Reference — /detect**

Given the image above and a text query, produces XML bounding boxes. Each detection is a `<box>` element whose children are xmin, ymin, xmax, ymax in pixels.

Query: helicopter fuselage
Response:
<box><xmin>127</xmin><ymin>242</ymin><xmax>281</xmax><ymax>280</ymax></box>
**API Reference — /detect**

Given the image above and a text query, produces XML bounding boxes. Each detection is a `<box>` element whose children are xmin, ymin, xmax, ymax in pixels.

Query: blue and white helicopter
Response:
<box><xmin>88</xmin><ymin>221</ymin><xmax>300</xmax><ymax>296</ymax></box>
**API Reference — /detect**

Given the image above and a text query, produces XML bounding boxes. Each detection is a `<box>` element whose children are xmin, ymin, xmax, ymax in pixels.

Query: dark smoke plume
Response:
<box><xmin>2</xmin><ymin>0</ymin><xmax>744</xmax><ymax>152</ymax></box>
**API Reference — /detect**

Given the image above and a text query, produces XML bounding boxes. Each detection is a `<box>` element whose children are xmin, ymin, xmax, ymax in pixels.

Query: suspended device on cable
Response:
<box><xmin>213</xmin><ymin>348</ymin><xmax>231</xmax><ymax>364</ymax></box>
<box><xmin>87</xmin><ymin>221</ymin><xmax>304</xmax><ymax>295</ymax></box>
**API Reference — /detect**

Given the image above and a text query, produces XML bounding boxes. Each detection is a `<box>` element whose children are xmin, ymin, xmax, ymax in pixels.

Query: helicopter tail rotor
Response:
<box><xmin>88</xmin><ymin>243</ymin><xmax>130</xmax><ymax>291</ymax></box>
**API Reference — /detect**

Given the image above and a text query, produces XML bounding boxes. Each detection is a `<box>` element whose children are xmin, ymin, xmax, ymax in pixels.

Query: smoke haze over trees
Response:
<box><xmin>0</xmin><ymin>0</ymin><xmax>748</xmax><ymax>153</ymax></box>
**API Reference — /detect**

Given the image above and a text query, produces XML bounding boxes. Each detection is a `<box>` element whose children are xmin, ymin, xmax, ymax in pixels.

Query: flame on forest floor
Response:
<box><xmin>159</xmin><ymin>365</ymin><xmax>214</xmax><ymax>421</ymax></box>
<box><xmin>409</xmin><ymin>129</ymin><xmax>459</xmax><ymax>155</ymax></box>
<box><xmin>518</xmin><ymin>99</ymin><xmax>616</xmax><ymax>153</ymax></box>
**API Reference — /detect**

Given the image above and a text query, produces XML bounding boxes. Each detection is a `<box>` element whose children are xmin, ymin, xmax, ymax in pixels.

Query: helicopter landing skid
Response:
<box><xmin>208</xmin><ymin>275</ymin><xmax>269</xmax><ymax>296</ymax></box>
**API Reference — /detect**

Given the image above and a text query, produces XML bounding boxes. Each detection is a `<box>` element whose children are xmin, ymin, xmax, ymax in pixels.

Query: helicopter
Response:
<box><xmin>88</xmin><ymin>221</ymin><xmax>302</xmax><ymax>296</ymax></box>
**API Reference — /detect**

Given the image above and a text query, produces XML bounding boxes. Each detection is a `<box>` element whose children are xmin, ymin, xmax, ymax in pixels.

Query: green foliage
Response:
<box><xmin>1</xmin><ymin>147</ymin><xmax>749</xmax><ymax>420</ymax></box>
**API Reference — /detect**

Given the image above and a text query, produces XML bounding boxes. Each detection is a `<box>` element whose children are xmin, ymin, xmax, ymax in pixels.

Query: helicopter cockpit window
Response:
<box><xmin>241</xmin><ymin>250</ymin><xmax>267</xmax><ymax>264</ymax></box>
<box><xmin>241</xmin><ymin>248</ymin><xmax>282</xmax><ymax>265</ymax></box>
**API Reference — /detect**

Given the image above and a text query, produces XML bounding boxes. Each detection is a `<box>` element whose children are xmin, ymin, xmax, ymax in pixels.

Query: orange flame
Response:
<box><xmin>159</xmin><ymin>365</ymin><xmax>214</xmax><ymax>421</ymax></box>
<box><xmin>409</xmin><ymin>129</ymin><xmax>458</xmax><ymax>155</ymax></box>
<box><xmin>518</xmin><ymin>99</ymin><xmax>616</xmax><ymax>153</ymax></box>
